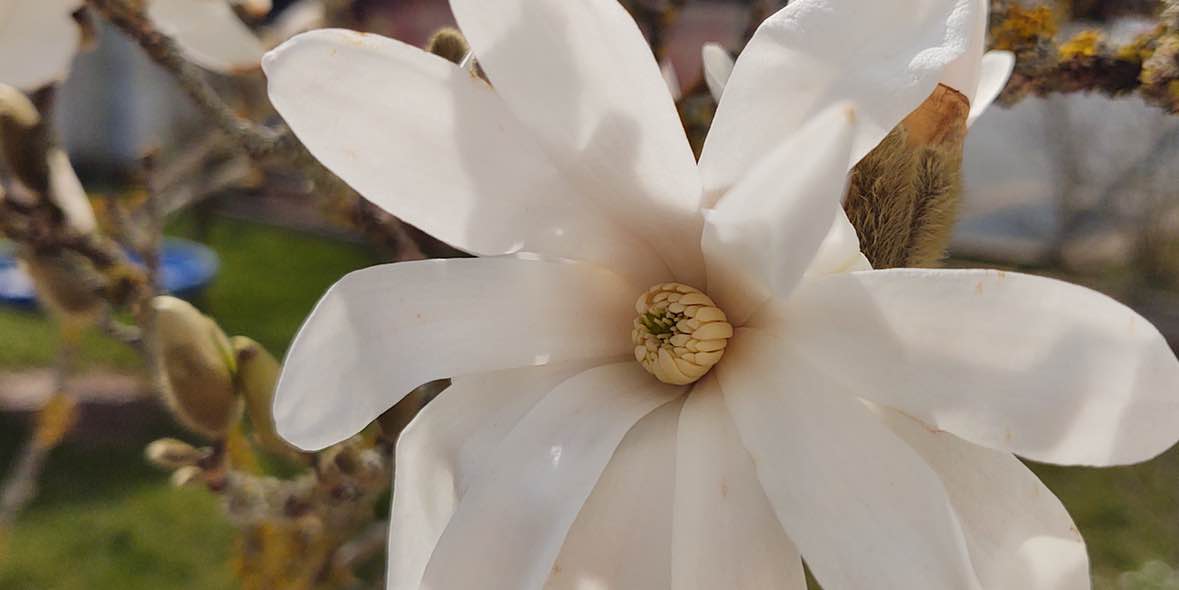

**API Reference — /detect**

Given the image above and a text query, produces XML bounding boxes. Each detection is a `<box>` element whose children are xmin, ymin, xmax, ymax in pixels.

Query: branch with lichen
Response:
<box><xmin>990</xmin><ymin>0</ymin><xmax>1179</xmax><ymax>113</ymax></box>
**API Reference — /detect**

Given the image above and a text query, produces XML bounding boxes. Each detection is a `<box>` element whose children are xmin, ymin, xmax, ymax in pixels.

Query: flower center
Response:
<box><xmin>632</xmin><ymin>283</ymin><xmax>733</xmax><ymax>385</ymax></box>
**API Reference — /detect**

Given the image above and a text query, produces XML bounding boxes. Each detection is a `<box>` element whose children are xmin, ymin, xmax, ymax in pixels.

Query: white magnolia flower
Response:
<box><xmin>264</xmin><ymin>0</ymin><xmax>1179</xmax><ymax>588</ymax></box>
<box><xmin>0</xmin><ymin>0</ymin><xmax>266</xmax><ymax>90</ymax></box>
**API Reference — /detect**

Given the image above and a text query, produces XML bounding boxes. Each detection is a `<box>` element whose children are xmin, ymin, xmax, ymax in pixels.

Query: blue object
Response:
<box><xmin>0</xmin><ymin>238</ymin><xmax>219</xmax><ymax>309</ymax></box>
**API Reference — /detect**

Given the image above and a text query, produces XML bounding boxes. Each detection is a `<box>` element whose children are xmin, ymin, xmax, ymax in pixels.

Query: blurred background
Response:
<box><xmin>3</xmin><ymin>0</ymin><xmax>1179</xmax><ymax>588</ymax></box>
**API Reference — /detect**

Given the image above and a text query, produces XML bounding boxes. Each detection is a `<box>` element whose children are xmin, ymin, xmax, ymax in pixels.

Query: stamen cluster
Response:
<box><xmin>632</xmin><ymin>283</ymin><xmax>733</xmax><ymax>385</ymax></box>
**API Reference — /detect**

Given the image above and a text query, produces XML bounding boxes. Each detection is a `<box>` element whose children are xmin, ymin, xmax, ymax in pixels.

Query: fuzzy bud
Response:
<box><xmin>845</xmin><ymin>84</ymin><xmax>967</xmax><ymax>269</ymax></box>
<box><xmin>426</xmin><ymin>28</ymin><xmax>470</xmax><ymax>65</ymax></box>
<box><xmin>152</xmin><ymin>296</ymin><xmax>241</xmax><ymax>439</ymax></box>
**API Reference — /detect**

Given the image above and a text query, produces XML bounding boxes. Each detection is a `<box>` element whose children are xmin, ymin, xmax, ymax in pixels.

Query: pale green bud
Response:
<box><xmin>152</xmin><ymin>296</ymin><xmax>241</xmax><ymax>439</ymax></box>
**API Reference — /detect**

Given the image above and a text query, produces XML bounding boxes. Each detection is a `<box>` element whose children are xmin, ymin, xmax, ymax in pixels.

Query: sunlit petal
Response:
<box><xmin>264</xmin><ymin>29</ymin><xmax>668</xmax><ymax>283</ymax></box>
<box><xmin>420</xmin><ymin>363</ymin><xmax>683</xmax><ymax>590</ymax></box>
<box><xmin>388</xmin><ymin>363</ymin><xmax>597</xmax><ymax>590</ymax></box>
<box><xmin>767</xmin><ymin>268</ymin><xmax>1179</xmax><ymax>466</ymax></box>
<box><xmin>702</xmin><ymin>103</ymin><xmax>855</xmax><ymax>322</ymax></box>
<box><xmin>451</xmin><ymin>0</ymin><xmax>705</xmax><ymax>284</ymax></box>
<box><xmin>671</xmin><ymin>375</ymin><xmax>805</xmax><ymax>590</ymax></box>
<box><xmin>274</xmin><ymin>256</ymin><xmax>638</xmax><ymax>451</ymax></box>
<box><xmin>719</xmin><ymin>329</ymin><xmax>981</xmax><ymax>590</ymax></box>
<box><xmin>881</xmin><ymin>408</ymin><xmax>1090</xmax><ymax>589</ymax></box>
<box><xmin>700</xmin><ymin>0</ymin><xmax>985</xmax><ymax>194</ymax></box>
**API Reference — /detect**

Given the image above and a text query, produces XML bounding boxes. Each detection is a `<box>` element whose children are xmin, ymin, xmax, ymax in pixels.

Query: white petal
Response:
<box><xmin>967</xmin><ymin>50</ymin><xmax>1016</xmax><ymax>127</ymax></box>
<box><xmin>700</xmin><ymin>0</ymin><xmax>984</xmax><ymax>194</ymax></box>
<box><xmin>804</xmin><ymin>209</ymin><xmax>872</xmax><ymax>278</ymax></box>
<box><xmin>47</xmin><ymin>149</ymin><xmax>96</xmax><ymax>235</ymax></box>
<box><xmin>671</xmin><ymin>375</ymin><xmax>805</xmax><ymax>590</ymax></box>
<box><xmin>273</xmin><ymin>256</ymin><xmax>639</xmax><ymax>451</ymax></box>
<box><xmin>264</xmin><ymin>30</ymin><xmax>668</xmax><ymax>284</ymax></box>
<box><xmin>148</xmin><ymin>0</ymin><xmax>265</xmax><ymax>73</ymax></box>
<box><xmin>702</xmin><ymin>104</ymin><xmax>855</xmax><ymax>323</ymax></box>
<box><xmin>768</xmin><ymin>268</ymin><xmax>1179</xmax><ymax>466</ymax></box>
<box><xmin>880</xmin><ymin>408</ymin><xmax>1090</xmax><ymax>590</ymax></box>
<box><xmin>450</xmin><ymin>0</ymin><xmax>705</xmax><ymax>285</ymax></box>
<box><xmin>389</xmin><ymin>363</ymin><xmax>596</xmax><ymax>590</ymax></box>
<box><xmin>264</xmin><ymin>0</ymin><xmax>325</xmax><ymax>44</ymax></box>
<box><xmin>701</xmin><ymin>43</ymin><xmax>734</xmax><ymax>102</ymax></box>
<box><xmin>718</xmin><ymin>329</ymin><xmax>980</xmax><ymax>590</ymax></box>
<box><xmin>420</xmin><ymin>363</ymin><xmax>683</xmax><ymax>590</ymax></box>
<box><xmin>546</xmin><ymin>397</ymin><xmax>682</xmax><ymax>590</ymax></box>
<box><xmin>661</xmin><ymin>59</ymin><xmax>682</xmax><ymax>102</ymax></box>
<box><xmin>0</xmin><ymin>0</ymin><xmax>80</xmax><ymax>90</ymax></box>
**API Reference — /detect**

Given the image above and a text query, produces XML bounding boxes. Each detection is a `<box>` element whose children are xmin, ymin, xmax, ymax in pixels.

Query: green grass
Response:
<box><xmin>167</xmin><ymin>215</ymin><xmax>379</xmax><ymax>355</ymax></box>
<box><xmin>0</xmin><ymin>310</ymin><xmax>141</xmax><ymax>370</ymax></box>
<box><xmin>0</xmin><ymin>416</ymin><xmax>235</xmax><ymax>590</ymax></box>
<box><xmin>1036</xmin><ymin>449</ymin><xmax>1179</xmax><ymax>585</ymax></box>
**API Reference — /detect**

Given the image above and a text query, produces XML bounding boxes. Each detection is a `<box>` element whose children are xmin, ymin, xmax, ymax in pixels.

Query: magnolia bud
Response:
<box><xmin>152</xmin><ymin>296</ymin><xmax>241</xmax><ymax>439</ymax></box>
<box><xmin>145</xmin><ymin>437</ymin><xmax>208</xmax><ymax>470</ymax></box>
<box><xmin>426</xmin><ymin>28</ymin><xmax>470</xmax><ymax>65</ymax></box>
<box><xmin>22</xmin><ymin>252</ymin><xmax>105</xmax><ymax>332</ymax></box>
<box><xmin>845</xmin><ymin>84</ymin><xmax>967</xmax><ymax>269</ymax></box>
<box><xmin>230</xmin><ymin>335</ymin><xmax>303</xmax><ymax>458</ymax></box>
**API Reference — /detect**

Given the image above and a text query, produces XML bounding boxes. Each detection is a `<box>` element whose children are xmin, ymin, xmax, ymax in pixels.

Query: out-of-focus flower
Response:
<box><xmin>147</xmin><ymin>0</ymin><xmax>267</xmax><ymax>73</ymax></box>
<box><xmin>0</xmin><ymin>0</ymin><xmax>267</xmax><ymax>90</ymax></box>
<box><xmin>263</xmin><ymin>0</ymin><xmax>1179</xmax><ymax>588</ymax></box>
<box><xmin>261</xmin><ymin>0</ymin><xmax>325</xmax><ymax>47</ymax></box>
<box><xmin>0</xmin><ymin>1</ymin><xmax>82</xmax><ymax>91</ymax></box>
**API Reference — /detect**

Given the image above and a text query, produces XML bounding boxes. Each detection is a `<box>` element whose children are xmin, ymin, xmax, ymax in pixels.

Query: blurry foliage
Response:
<box><xmin>0</xmin><ymin>415</ymin><xmax>235</xmax><ymax>590</ymax></box>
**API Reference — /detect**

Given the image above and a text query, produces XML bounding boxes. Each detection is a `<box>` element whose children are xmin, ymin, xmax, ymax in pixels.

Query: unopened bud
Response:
<box><xmin>230</xmin><ymin>336</ymin><xmax>302</xmax><ymax>458</ymax></box>
<box><xmin>145</xmin><ymin>437</ymin><xmax>208</xmax><ymax>470</ymax></box>
<box><xmin>152</xmin><ymin>296</ymin><xmax>241</xmax><ymax>439</ymax></box>
<box><xmin>426</xmin><ymin>28</ymin><xmax>470</xmax><ymax>65</ymax></box>
<box><xmin>22</xmin><ymin>252</ymin><xmax>105</xmax><ymax>326</ymax></box>
<box><xmin>846</xmin><ymin>84</ymin><xmax>967</xmax><ymax>269</ymax></box>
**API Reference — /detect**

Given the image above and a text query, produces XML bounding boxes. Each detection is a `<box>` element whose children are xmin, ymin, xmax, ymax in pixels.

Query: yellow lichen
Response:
<box><xmin>1060</xmin><ymin>30</ymin><xmax>1105</xmax><ymax>60</ymax></box>
<box><xmin>991</xmin><ymin>5</ymin><xmax>1059</xmax><ymax>52</ymax></box>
